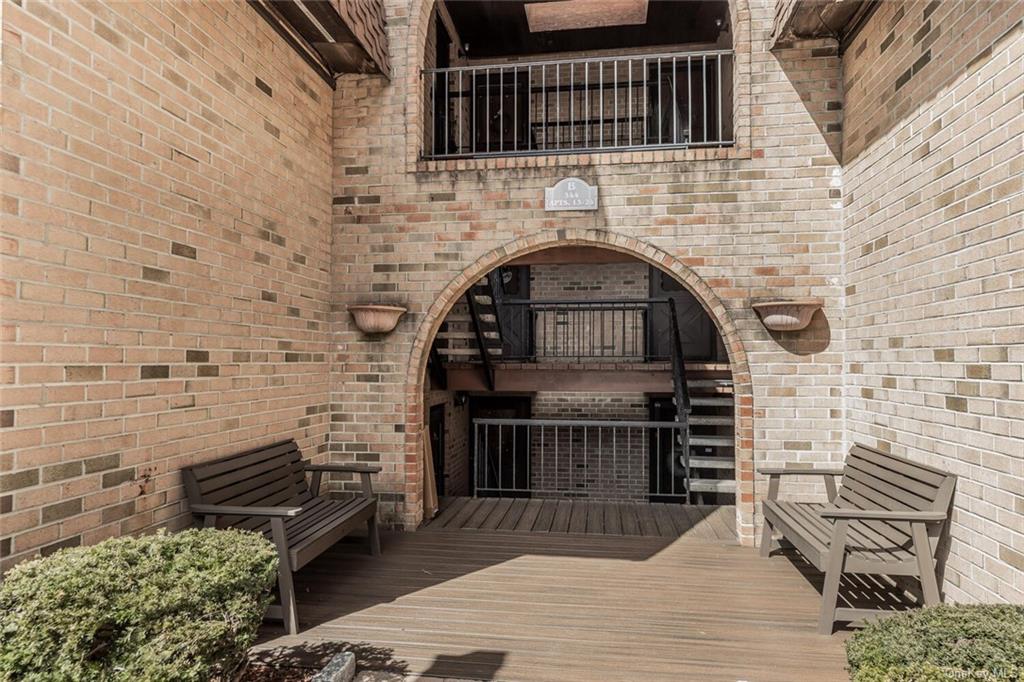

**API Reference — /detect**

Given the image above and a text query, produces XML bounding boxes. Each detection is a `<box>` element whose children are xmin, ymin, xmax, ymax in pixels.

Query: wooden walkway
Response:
<box><xmin>253</xmin><ymin>509</ymin><xmax>851</xmax><ymax>681</ymax></box>
<box><xmin>429</xmin><ymin>496</ymin><xmax>736</xmax><ymax>541</ymax></box>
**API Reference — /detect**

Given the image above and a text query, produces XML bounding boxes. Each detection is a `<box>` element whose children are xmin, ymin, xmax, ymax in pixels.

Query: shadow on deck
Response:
<box><xmin>251</xmin><ymin>498</ymin><xmax>864</xmax><ymax>681</ymax></box>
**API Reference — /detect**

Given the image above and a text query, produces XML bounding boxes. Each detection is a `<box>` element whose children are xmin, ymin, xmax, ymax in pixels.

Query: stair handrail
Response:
<box><xmin>666</xmin><ymin>297</ymin><xmax>692</xmax><ymax>503</ymax></box>
<box><xmin>465</xmin><ymin>286</ymin><xmax>496</xmax><ymax>391</ymax></box>
<box><xmin>485</xmin><ymin>270</ymin><xmax>507</xmax><ymax>343</ymax></box>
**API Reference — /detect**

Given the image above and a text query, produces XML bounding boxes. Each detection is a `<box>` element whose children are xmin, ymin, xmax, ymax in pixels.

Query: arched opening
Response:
<box><xmin>405</xmin><ymin>233</ymin><xmax>754</xmax><ymax>541</ymax></box>
<box><xmin>420</xmin><ymin>0</ymin><xmax>735</xmax><ymax>159</ymax></box>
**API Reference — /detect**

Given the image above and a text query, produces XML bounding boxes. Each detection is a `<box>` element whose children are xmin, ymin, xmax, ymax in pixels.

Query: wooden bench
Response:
<box><xmin>759</xmin><ymin>444</ymin><xmax>955</xmax><ymax>634</ymax></box>
<box><xmin>182</xmin><ymin>439</ymin><xmax>381</xmax><ymax>634</ymax></box>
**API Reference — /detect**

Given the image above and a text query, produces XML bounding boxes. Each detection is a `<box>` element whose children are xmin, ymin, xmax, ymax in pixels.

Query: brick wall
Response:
<box><xmin>841</xmin><ymin>1</ymin><xmax>1024</xmax><ymax>602</ymax></box>
<box><xmin>530</xmin><ymin>262</ymin><xmax>650</xmax><ymax>360</ymax></box>
<box><xmin>0</xmin><ymin>1</ymin><xmax>334</xmax><ymax>570</ymax></box>
<box><xmin>529</xmin><ymin>393</ymin><xmax>651</xmax><ymax>501</ymax></box>
<box><xmin>330</xmin><ymin>0</ymin><xmax>847</xmax><ymax>542</ymax></box>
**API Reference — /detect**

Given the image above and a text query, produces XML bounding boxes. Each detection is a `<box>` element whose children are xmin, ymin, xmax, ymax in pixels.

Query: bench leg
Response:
<box><xmin>759</xmin><ymin>517</ymin><xmax>776</xmax><ymax>557</ymax></box>
<box><xmin>760</xmin><ymin>475</ymin><xmax>781</xmax><ymax>558</ymax></box>
<box><xmin>270</xmin><ymin>517</ymin><xmax>300</xmax><ymax>635</ymax></box>
<box><xmin>818</xmin><ymin>520</ymin><xmax>849</xmax><ymax>635</ymax></box>
<box><xmin>911</xmin><ymin>522</ymin><xmax>941</xmax><ymax>606</ymax></box>
<box><xmin>367</xmin><ymin>515</ymin><xmax>381</xmax><ymax>556</ymax></box>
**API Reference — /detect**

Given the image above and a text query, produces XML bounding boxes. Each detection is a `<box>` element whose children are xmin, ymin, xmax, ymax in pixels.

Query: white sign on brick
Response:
<box><xmin>544</xmin><ymin>177</ymin><xmax>598</xmax><ymax>211</ymax></box>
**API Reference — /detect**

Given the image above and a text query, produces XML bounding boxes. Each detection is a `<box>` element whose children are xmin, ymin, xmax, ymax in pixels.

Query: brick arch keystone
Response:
<box><xmin>402</xmin><ymin>229</ymin><xmax>755</xmax><ymax>541</ymax></box>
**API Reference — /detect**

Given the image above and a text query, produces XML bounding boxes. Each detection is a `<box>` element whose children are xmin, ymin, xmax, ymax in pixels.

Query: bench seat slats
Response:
<box><xmin>845</xmin><ymin>456</ymin><xmax>940</xmax><ymax>501</ymax></box>
<box><xmin>841</xmin><ymin>466</ymin><xmax>931</xmax><ymax>511</ymax></box>
<box><xmin>848</xmin><ymin>445</ymin><xmax>948</xmax><ymax>488</ymax></box>
<box><xmin>764</xmin><ymin>502</ymin><xmax>915</xmax><ymax>571</ymax></box>
<box><xmin>284</xmin><ymin>499</ymin><xmax>371</xmax><ymax>548</ymax></box>
<box><xmin>199</xmin><ymin>457</ymin><xmax>307</xmax><ymax>500</ymax></box>
<box><xmin>190</xmin><ymin>441</ymin><xmax>302</xmax><ymax>482</ymax></box>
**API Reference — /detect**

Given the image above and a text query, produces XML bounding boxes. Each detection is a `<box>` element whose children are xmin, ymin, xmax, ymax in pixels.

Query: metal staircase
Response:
<box><xmin>681</xmin><ymin>367</ymin><xmax>735</xmax><ymax>500</ymax></box>
<box><xmin>433</xmin><ymin>274</ymin><xmax>505</xmax><ymax>389</ymax></box>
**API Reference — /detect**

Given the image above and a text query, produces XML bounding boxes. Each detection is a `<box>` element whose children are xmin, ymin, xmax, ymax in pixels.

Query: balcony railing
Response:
<box><xmin>423</xmin><ymin>49</ymin><xmax>734</xmax><ymax>159</ymax></box>
<box><xmin>473</xmin><ymin>418</ymin><xmax>691</xmax><ymax>502</ymax></box>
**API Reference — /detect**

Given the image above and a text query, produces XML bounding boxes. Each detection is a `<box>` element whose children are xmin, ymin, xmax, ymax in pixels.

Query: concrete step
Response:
<box><xmin>689</xmin><ymin>478</ymin><xmax>736</xmax><ymax>494</ymax></box>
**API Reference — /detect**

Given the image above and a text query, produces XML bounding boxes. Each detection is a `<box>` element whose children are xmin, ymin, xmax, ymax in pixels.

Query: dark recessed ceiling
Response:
<box><xmin>444</xmin><ymin>0</ymin><xmax>729</xmax><ymax>58</ymax></box>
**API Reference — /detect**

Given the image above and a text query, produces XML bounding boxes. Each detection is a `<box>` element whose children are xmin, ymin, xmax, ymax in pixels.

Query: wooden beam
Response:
<box><xmin>446</xmin><ymin>367</ymin><xmax>673</xmax><ymax>392</ymax></box>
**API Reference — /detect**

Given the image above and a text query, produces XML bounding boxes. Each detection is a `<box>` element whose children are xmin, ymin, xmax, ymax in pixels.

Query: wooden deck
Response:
<box><xmin>253</xmin><ymin>498</ymin><xmax>851</xmax><ymax>681</ymax></box>
<box><xmin>428</xmin><ymin>496</ymin><xmax>737</xmax><ymax>541</ymax></box>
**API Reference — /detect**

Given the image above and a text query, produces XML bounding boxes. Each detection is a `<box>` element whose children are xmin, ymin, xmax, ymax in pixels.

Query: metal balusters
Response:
<box><xmin>473</xmin><ymin>418</ymin><xmax>688</xmax><ymax>500</ymax></box>
<box><xmin>422</xmin><ymin>49</ymin><xmax>732</xmax><ymax>158</ymax></box>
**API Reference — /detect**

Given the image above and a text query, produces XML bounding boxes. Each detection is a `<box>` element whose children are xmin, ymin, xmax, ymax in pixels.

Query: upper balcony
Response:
<box><xmin>421</xmin><ymin>0</ymin><xmax>734</xmax><ymax>161</ymax></box>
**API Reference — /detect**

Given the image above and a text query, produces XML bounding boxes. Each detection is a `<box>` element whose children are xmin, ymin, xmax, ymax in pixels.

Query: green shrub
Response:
<box><xmin>0</xmin><ymin>528</ymin><xmax>278</xmax><ymax>681</ymax></box>
<box><xmin>846</xmin><ymin>604</ymin><xmax>1024</xmax><ymax>682</ymax></box>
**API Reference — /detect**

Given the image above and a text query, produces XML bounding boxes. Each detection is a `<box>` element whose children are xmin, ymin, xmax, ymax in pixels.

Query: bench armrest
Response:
<box><xmin>758</xmin><ymin>467</ymin><xmax>845</xmax><ymax>476</ymax></box>
<box><xmin>190</xmin><ymin>503</ymin><xmax>302</xmax><ymax>518</ymax></box>
<box><xmin>819</xmin><ymin>508</ymin><xmax>946</xmax><ymax>522</ymax></box>
<box><xmin>304</xmin><ymin>462</ymin><xmax>379</xmax><ymax>498</ymax></box>
<box><xmin>761</xmin><ymin>466</ymin><xmax>844</xmax><ymax>503</ymax></box>
<box><xmin>304</xmin><ymin>462</ymin><xmax>382</xmax><ymax>474</ymax></box>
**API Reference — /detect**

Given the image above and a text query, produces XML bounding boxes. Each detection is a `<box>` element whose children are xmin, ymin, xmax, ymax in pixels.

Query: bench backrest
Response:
<box><xmin>182</xmin><ymin>439</ymin><xmax>313</xmax><ymax>513</ymax></box>
<box><xmin>837</xmin><ymin>444</ymin><xmax>956</xmax><ymax>552</ymax></box>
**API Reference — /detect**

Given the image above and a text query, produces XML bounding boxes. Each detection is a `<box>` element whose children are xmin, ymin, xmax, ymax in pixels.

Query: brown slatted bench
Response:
<box><xmin>182</xmin><ymin>439</ymin><xmax>381</xmax><ymax>634</ymax></box>
<box><xmin>759</xmin><ymin>443</ymin><xmax>956</xmax><ymax>634</ymax></box>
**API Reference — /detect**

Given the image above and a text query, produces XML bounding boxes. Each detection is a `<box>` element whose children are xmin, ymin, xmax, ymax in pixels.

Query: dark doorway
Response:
<box><xmin>648</xmin><ymin>266</ymin><xmax>716</xmax><ymax>360</ymax></box>
<box><xmin>469</xmin><ymin>395</ymin><xmax>532</xmax><ymax>497</ymax></box>
<box><xmin>472</xmin><ymin>71</ymin><xmax>530</xmax><ymax>153</ymax></box>
<box><xmin>429</xmin><ymin>403</ymin><xmax>446</xmax><ymax>497</ymax></box>
<box><xmin>495</xmin><ymin>265</ymin><xmax>532</xmax><ymax>359</ymax></box>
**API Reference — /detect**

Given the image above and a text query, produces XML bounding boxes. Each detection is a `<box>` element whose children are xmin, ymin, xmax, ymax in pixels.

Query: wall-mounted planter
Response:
<box><xmin>751</xmin><ymin>298</ymin><xmax>823</xmax><ymax>332</ymax></box>
<box><xmin>348</xmin><ymin>304</ymin><xmax>406</xmax><ymax>335</ymax></box>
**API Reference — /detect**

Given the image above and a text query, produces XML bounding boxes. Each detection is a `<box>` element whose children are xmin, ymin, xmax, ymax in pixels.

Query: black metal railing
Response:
<box><xmin>423</xmin><ymin>49</ymin><xmax>734</xmax><ymax>159</ymax></box>
<box><xmin>499</xmin><ymin>298</ymin><xmax>676</xmax><ymax>362</ymax></box>
<box><xmin>473</xmin><ymin>418</ymin><xmax>692</xmax><ymax>502</ymax></box>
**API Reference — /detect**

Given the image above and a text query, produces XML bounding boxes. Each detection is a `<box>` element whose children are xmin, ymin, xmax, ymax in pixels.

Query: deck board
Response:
<box><xmin>254</xmin><ymin>521</ymin><xmax>850</xmax><ymax>681</ymax></box>
<box><xmin>430</xmin><ymin>497</ymin><xmax>736</xmax><ymax>541</ymax></box>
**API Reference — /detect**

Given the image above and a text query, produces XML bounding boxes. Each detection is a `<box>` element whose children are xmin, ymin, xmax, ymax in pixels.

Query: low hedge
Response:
<box><xmin>846</xmin><ymin>604</ymin><xmax>1024</xmax><ymax>682</ymax></box>
<box><xmin>0</xmin><ymin>528</ymin><xmax>278</xmax><ymax>681</ymax></box>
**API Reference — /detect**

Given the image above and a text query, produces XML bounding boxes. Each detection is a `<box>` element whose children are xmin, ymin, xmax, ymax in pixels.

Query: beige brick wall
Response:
<box><xmin>529</xmin><ymin>392</ymin><xmax>652</xmax><ymax>501</ymax></box>
<box><xmin>530</xmin><ymin>262</ymin><xmax>651</xmax><ymax>361</ymax></box>
<box><xmin>0</xmin><ymin>1</ymin><xmax>334</xmax><ymax>570</ymax></box>
<box><xmin>842</xmin><ymin>1</ymin><xmax>1024</xmax><ymax>602</ymax></box>
<box><xmin>331</xmin><ymin>0</ymin><xmax>847</xmax><ymax>543</ymax></box>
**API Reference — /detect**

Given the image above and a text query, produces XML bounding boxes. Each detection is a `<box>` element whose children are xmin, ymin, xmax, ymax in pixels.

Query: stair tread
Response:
<box><xmin>689</xmin><ymin>478</ymin><xmax>736</xmax><ymax>493</ymax></box>
<box><xmin>690</xmin><ymin>397</ymin><xmax>733</xmax><ymax>406</ymax></box>
<box><xmin>689</xmin><ymin>435</ymin><xmax>734</xmax><ymax>446</ymax></box>
<box><xmin>687</xmin><ymin>415</ymin><xmax>733</xmax><ymax>425</ymax></box>
<box><xmin>688</xmin><ymin>456</ymin><xmax>734</xmax><ymax>469</ymax></box>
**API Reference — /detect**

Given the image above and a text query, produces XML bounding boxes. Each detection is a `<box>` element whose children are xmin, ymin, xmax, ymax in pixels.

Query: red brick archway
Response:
<box><xmin>403</xmin><ymin>229</ymin><xmax>756</xmax><ymax>542</ymax></box>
